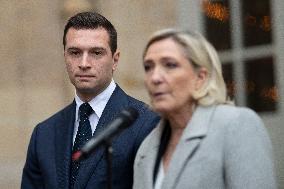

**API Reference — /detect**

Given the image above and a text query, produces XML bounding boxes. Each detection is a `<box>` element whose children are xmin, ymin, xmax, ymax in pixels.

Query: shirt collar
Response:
<box><xmin>75</xmin><ymin>79</ymin><xmax>116</xmax><ymax>121</ymax></box>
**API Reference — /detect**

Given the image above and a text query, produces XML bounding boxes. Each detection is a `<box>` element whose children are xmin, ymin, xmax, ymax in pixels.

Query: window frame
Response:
<box><xmin>177</xmin><ymin>0</ymin><xmax>284</xmax><ymax>115</ymax></box>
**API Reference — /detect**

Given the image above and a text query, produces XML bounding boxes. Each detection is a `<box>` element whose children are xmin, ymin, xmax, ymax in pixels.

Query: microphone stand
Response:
<box><xmin>105</xmin><ymin>140</ymin><xmax>113</xmax><ymax>189</ymax></box>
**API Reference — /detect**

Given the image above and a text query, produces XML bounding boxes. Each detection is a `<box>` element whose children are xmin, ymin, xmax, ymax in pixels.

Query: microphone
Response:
<box><xmin>73</xmin><ymin>107</ymin><xmax>139</xmax><ymax>161</ymax></box>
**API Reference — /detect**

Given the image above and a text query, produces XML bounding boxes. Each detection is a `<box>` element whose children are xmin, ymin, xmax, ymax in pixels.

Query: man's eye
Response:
<box><xmin>95</xmin><ymin>51</ymin><xmax>102</xmax><ymax>55</ymax></box>
<box><xmin>69</xmin><ymin>51</ymin><xmax>80</xmax><ymax>56</ymax></box>
<box><xmin>90</xmin><ymin>50</ymin><xmax>103</xmax><ymax>56</ymax></box>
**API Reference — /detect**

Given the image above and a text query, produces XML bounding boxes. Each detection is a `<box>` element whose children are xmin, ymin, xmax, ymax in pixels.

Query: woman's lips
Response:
<box><xmin>152</xmin><ymin>92</ymin><xmax>165</xmax><ymax>98</ymax></box>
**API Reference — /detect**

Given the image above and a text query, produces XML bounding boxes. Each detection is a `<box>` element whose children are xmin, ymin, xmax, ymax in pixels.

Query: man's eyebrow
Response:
<box><xmin>89</xmin><ymin>47</ymin><xmax>107</xmax><ymax>51</ymax></box>
<box><xmin>66</xmin><ymin>47</ymin><xmax>107</xmax><ymax>51</ymax></box>
<box><xmin>66</xmin><ymin>47</ymin><xmax>80</xmax><ymax>51</ymax></box>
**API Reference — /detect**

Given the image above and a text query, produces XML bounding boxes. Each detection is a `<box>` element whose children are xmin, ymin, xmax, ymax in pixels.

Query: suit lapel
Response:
<box><xmin>163</xmin><ymin>105</ymin><xmax>216</xmax><ymax>189</ymax></box>
<box><xmin>75</xmin><ymin>86</ymin><xmax>129</xmax><ymax>189</ymax></box>
<box><xmin>55</xmin><ymin>101</ymin><xmax>76</xmax><ymax>189</ymax></box>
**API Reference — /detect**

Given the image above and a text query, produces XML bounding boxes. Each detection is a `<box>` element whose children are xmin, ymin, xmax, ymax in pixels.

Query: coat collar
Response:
<box><xmin>162</xmin><ymin>105</ymin><xmax>216</xmax><ymax>189</ymax></box>
<box><xmin>136</xmin><ymin>105</ymin><xmax>216</xmax><ymax>189</ymax></box>
<box><xmin>134</xmin><ymin>119</ymin><xmax>165</xmax><ymax>189</ymax></box>
<box><xmin>181</xmin><ymin>105</ymin><xmax>216</xmax><ymax>141</ymax></box>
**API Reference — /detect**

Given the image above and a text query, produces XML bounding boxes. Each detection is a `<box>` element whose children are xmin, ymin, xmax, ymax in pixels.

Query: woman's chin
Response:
<box><xmin>152</xmin><ymin>104</ymin><xmax>172</xmax><ymax>115</ymax></box>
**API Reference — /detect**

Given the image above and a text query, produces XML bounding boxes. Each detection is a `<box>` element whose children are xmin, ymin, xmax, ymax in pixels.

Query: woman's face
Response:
<box><xmin>143</xmin><ymin>38</ymin><xmax>206</xmax><ymax>115</ymax></box>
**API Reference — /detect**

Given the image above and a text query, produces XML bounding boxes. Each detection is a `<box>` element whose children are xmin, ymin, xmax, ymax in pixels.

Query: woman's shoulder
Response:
<box><xmin>214</xmin><ymin>104</ymin><xmax>261</xmax><ymax>123</ymax></box>
<box><xmin>211</xmin><ymin>104</ymin><xmax>268</xmax><ymax>137</ymax></box>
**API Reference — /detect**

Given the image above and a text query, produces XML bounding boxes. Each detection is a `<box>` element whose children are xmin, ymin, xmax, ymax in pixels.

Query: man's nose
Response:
<box><xmin>79</xmin><ymin>53</ymin><xmax>91</xmax><ymax>69</ymax></box>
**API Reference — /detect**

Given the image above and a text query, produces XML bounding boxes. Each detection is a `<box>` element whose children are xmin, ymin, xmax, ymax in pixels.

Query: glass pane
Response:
<box><xmin>222</xmin><ymin>63</ymin><xmax>235</xmax><ymax>101</ymax></box>
<box><xmin>242</xmin><ymin>0</ymin><xmax>272</xmax><ymax>47</ymax></box>
<box><xmin>244</xmin><ymin>57</ymin><xmax>278</xmax><ymax>112</ymax></box>
<box><xmin>202</xmin><ymin>0</ymin><xmax>232</xmax><ymax>50</ymax></box>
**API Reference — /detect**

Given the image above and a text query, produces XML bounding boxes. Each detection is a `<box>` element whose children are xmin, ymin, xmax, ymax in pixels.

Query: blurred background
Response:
<box><xmin>0</xmin><ymin>0</ymin><xmax>283</xmax><ymax>188</ymax></box>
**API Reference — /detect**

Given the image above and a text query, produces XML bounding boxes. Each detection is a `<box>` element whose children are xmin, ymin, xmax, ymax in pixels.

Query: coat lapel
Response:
<box><xmin>74</xmin><ymin>86</ymin><xmax>129</xmax><ymax>189</ymax></box>
<box><xmin>133</xmin><ymin>119</ymin><xmax>165</xmax><ymax>189</ymax></box>
<box><xmin>163</xmin><ymin>105</ymin><xmax>216</xmax><ymax>189</ymax></box>
<box><xmin>134</xmin><ymin>120</ymin><xmax>166</xmax><ymax>189</ymax></box>
<box><xmin>55</xmin><ymin>101</ymin><xmax>76</xmax><ymax>189</ymax></box>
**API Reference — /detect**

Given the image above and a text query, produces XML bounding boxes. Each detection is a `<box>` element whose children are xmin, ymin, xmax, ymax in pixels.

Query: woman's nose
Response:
<box><xmin>149</xmin><ymin>67</ymin><xmax>163</xmax><ymax>85</ymax></box>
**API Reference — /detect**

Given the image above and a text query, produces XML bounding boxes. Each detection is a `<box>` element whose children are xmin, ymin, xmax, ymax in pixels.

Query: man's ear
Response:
<box><xmin>112</xmin><ymin>51</ymin><xmax>120</xmax><ymax>71</ymax></box>
<box><xmin>195</xmin><ymin>67</ymin><xmax>208</xmax><ymax>90</ymax></box>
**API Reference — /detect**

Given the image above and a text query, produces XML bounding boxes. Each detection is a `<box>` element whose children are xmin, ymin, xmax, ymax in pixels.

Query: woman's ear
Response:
<box><xmin>195</xmin><ymin>67</ymin><xmax>208</xmax><ymax>90</ymax></box>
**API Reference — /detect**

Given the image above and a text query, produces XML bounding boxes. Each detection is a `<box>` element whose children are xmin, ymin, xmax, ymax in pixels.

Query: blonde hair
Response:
<box><xmin>143</xmin><ymin>28</ymin><xmax>232</xmax><ymax>106</ymax></box>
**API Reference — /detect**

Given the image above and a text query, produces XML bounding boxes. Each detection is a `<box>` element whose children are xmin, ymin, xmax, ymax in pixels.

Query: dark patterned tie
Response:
<box><xmin>70</xmin><ymin>102</ymin><xmax>93</xmax><ymax>189</ymax></box>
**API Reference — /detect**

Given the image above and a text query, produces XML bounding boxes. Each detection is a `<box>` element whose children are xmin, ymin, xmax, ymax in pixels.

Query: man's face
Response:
<box><xmin>64</xmin><ymin>28</ymin><xmax>119</xmax><ymax>101</ymax></box>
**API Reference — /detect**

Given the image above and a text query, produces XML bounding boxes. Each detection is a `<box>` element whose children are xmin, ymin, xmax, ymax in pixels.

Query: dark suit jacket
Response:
<box><xmin>21</xmin><ymin>85</ymin><xmax>159</xmax><ymax>189</ymax></box>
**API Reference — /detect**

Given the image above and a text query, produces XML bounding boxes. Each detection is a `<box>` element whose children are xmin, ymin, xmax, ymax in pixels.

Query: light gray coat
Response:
<box><xmin>133</xmin><ymin>105</ymin><xmax>277</xmax><ymax>189</ymax></box>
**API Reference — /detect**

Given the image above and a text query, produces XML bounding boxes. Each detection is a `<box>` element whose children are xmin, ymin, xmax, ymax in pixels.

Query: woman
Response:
<box><xmin>133</xmin><ymin>29</ymin><xmax>277</xmax><ymax>189</ymax></box>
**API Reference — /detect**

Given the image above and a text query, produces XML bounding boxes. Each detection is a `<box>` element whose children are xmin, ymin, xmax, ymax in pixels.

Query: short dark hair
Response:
<box><xmin>63</xmin><ymin>12</ymin><xmax>117</xmax><ymax>54</ymax></box>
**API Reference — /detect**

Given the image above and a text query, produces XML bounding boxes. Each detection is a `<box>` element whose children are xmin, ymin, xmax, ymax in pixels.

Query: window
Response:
<box><xmin>202</xmin><ymin>0</ymin><xmax>278</xmax><ymax>112</ymax></box>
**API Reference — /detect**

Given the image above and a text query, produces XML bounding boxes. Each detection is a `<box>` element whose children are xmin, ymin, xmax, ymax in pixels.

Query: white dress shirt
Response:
<box><xmin>73</xmin><ymin>79</ymin><xmax>116</xmax><ymax>143</ymax></box>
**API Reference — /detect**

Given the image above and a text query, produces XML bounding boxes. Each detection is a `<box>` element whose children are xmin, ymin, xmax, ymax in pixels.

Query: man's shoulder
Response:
<box><xmin>113</xmin><ymin>85</ymin><xmax>157</xmax><ymax>117</ymax></box>
<box><xmin>124</xmin><ymin>94</ymin><xmax>159</xmax><ymax>121</ymax></box>
<box><xmin>127</xmin><ymin>95</ymin><xmax>151</xmax><ymax>112</ymax></box>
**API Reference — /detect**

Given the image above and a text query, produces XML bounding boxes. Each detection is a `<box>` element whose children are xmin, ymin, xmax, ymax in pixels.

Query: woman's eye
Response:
<box><xmin>143</xmin><ymin>64</ymin><xmax>151</xmax><ymax>72</ymax></box>
<box><xmin>165</xmin><ymin>62</ymin><xmax>177</xmax><ymax>69</ymax></box>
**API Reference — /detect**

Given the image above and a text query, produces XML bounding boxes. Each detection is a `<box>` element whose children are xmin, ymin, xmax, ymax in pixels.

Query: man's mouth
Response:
<box><xmin>76</xmin><ymin>74</ymin><xmax>94</xmax><ymax>81</ymax></box>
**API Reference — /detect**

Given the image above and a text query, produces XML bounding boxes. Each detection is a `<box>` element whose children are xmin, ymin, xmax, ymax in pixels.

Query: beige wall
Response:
<box><xmin>1</xmin><ymin>1</ymin><xmax>70</xmax><ymax>188</ymax></box>
<box><xmin>96</xmin><ymin>0</ymin><xmax>177</xmax><ymax>102</ymax></box>
<box><xmin>0</xmin><ymin>1</ymin><xmax>177</xmax><ymax>188</ymax></box>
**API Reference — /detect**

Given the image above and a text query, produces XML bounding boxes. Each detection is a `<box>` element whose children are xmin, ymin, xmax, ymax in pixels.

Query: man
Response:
<box><xmin>21</xmin><ymin>12</ymin><xmax>159</xmax><ymax>189</ymax></box>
